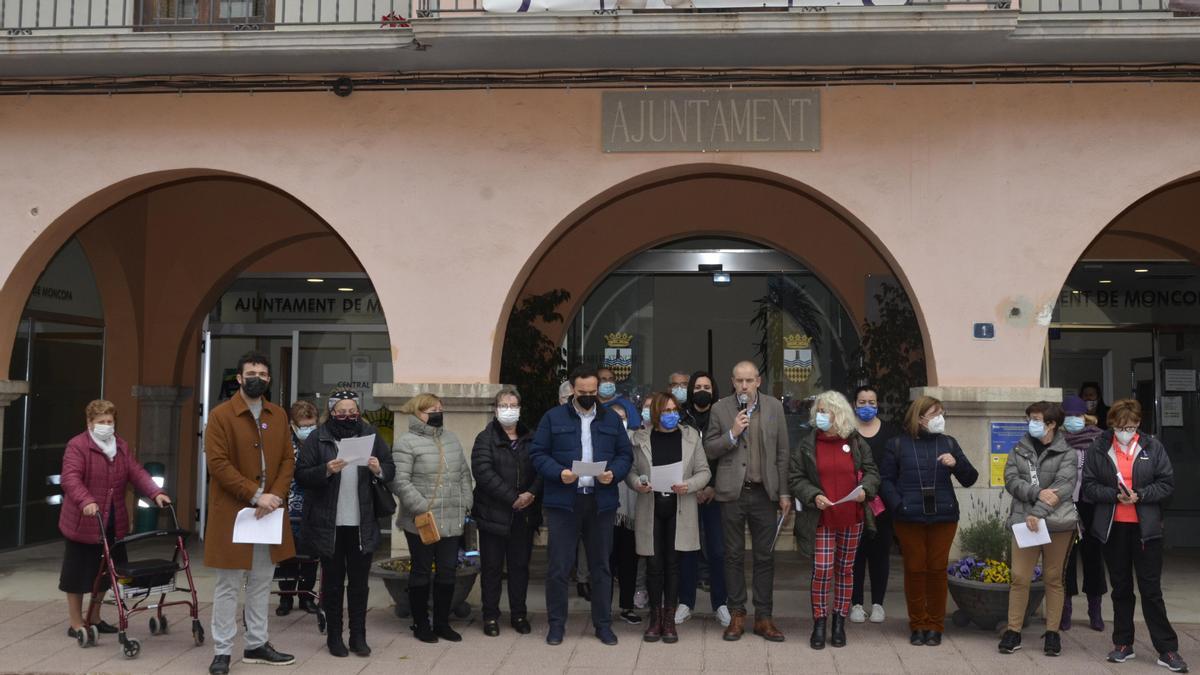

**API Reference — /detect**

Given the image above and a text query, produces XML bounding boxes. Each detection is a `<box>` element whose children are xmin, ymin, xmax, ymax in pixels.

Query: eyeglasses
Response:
<box><xmin>1114</xmin><ymin>425</ymin><xmax>1138</xmax><ymax>434</ymax></box>
<box><xmin>332</xmin><ymin>412</ymin><xmax>361</xmax><ymax>421</ymax></box>
<box><xmin>497</xmin><ymin>404</ymin><xmax>520</xmax><ymax>411</ymax></box>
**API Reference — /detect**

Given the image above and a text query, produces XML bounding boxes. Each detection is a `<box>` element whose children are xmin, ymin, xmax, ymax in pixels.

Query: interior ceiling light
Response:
<box><xmin>1134</xmin><ymin>268</ymin><xmax>1149</xmax><ymax>273</ymax></box>
<box><xmin>306</xmin><ymin>278</ymin><xmax>324</xmax><ymax>283</ymax></box>
<box><xmin>1099</xmin><ymin>280</ymin><xmax>1112</xmax><ymax>284</ymax></box>
<box><xmin>712</xmin><ymin>272</ymin><xmax>732</xmax><ymax>286</ymax></box>
<box><xmin>337</xmin><ymin>287</ymin><xmax>354</xmax><ymax>292</ymax></box>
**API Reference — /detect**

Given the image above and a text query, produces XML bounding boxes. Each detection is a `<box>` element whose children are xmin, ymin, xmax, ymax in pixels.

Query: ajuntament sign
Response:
<box><xmin>602</xmin><ymin>89</ymin><xmax>820</xmax><ymax>153</ymax></box>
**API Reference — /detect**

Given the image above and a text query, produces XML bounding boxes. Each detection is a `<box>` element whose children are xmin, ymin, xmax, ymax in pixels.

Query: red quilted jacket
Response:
<box><xmin>57</xmin><ymin>431</ymin><xmax>163</xmax><ymax>544</ymax></box>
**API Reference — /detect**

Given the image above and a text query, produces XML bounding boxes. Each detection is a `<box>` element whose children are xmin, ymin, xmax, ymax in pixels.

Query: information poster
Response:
<box><xmin>989</xmin><ymin>422</ymin><xmax>1027</xmax><ymax>488</ymax></box>
<box><xmin>1162</xmin><ymin>396</ymin><xmax>1185</xmax><ymax>427</ymax></box>
<box><xmin>1164</xmin><ymin>369</ymin><xmax>1197</xmax><ymax>392</ymax></box>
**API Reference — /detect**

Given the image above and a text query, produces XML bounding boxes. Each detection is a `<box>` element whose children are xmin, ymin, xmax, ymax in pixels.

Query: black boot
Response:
<box><xmin>830</xmin><ymin>613</ymin><xmax>847</xmax><ymax>648</ymax></box>
<box><xmin>348</xmin><ymin>579</ymin><xmax>370</xmax><ymax>657</ymax></box>
<box><xmin>408</xmin><ymin>584</ymin><xmax>437</xmax><ymax>643</ymax></box>
<box><xmin>275</xmin><ymin>595</ymin><xmax>293</xmax><ymax>617</ymax></box>
<box><xmin>324</xmin><ymin>596</ymin><xmax>348</xmax><ymax>657</ymax></box>
<box><xmin>810</xmin><ymin>617</ymin><xmax>827</xmax><ymax>650</ymax></box>
<box><xmin>432</xmin><ymin>583</ymin><xmax>462</xmax><ymax>642</ymax></box>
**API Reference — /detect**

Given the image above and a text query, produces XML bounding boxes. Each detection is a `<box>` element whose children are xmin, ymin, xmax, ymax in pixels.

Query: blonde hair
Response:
<box><xmin>85</xmin><ymin>399</ymin><xmax>117</xmax><ymax>422</ymax></box>
<box><xmin>399</xmin><ymin>393</ymin><xmax>442</xmax><ymax>416</ymax></box>
<box><xmin>903</xmin><ymin>396</ymin><xmax>943</xmax><ymax>438</ymax></box>
<box><xmin>810</xmin><ymin>390</ymin><xmax>856</xmax><ymax>439</ymax></box>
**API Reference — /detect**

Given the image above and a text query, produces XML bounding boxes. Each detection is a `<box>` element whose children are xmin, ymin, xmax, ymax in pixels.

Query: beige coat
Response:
<box><xmin>626</xmin><ymin>426</ymin><xmax>711</xmax><ymax>556</ymax></box>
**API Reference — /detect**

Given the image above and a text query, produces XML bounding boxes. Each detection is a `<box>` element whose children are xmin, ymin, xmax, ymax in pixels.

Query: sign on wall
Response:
<box><xmin>601</xmin><ymin>89</ymin><xmax>820</xmax><ymax>153</ymax></box>
<box><xmin>989</xmin><ymin>421</ymin><xmax>1026</xmax><ymax>488</ymax></box>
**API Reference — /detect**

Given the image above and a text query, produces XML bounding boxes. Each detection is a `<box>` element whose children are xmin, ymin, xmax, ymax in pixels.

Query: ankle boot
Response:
<box><xmin>830</xmin><ymin>613</ymin><xmax>847</xmax><ymax>648</ymax></box>
<box><xmin>432</xmin><ymin>583</ymin><xmax>462</xmax><ymax>642</ymax></box>
<box><xmin>1087</xmin><ymin>594</ymin><xmax>1105</xmax><ymax>632</ymax></box>
<box><xmin>1060</xmin><ymin>597</ymin><xmax>1073</xmax><ymax>631</ymax></box>
<box><xmin>643</xmin><ymin>607</ymin><xmax>663</xmax><ymax>642</ymax></box>
<box><xmin>810</xmin><ymin>617</ymin><xmax>827</xmax><ymax>650</ymax></box>
<box><xmin>408</xmin><ymin>584</ymin><xmax>437</xmax><ymax>643</ymax></box>
<box><xmin>348</xmin><ymin>632</ymin><xmax>371</xmax><ymax>657</ymax></box>
<box><xmin>662</xmin><ymin>606</ymin><xmax>678</xmax><ymax>644</ymax></box>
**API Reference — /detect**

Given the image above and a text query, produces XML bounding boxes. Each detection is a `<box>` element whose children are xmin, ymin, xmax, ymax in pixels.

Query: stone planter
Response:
<box><xmin>371</xmin><ymin>557</ymin><xmax>479</xmax><ymax>620</ymax></box>
<box><xmin>948</xmin><ymin>576</ymin><xmax>1045</xmax><ymax>631</ymax></box>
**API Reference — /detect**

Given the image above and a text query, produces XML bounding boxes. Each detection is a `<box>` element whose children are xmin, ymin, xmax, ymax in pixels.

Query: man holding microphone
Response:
<box><xmin>704</xmin><ymin>360</ymin><xmax>792</xmax><ymax>643</ymax></box>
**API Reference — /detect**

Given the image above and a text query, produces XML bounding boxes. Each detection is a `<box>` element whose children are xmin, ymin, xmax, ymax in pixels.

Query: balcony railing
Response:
<box><xmin>0</xmin><ymin>0</ymin><xmax>1179</xmax><ymax>33</ymax></box>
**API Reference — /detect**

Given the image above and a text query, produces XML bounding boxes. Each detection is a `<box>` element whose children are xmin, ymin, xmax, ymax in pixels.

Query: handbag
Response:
<box><xmin>370</xmin><ymin>476</ymin><xmax>396</xmax><ymax>518</ymax></box>
<box><xmin>414</xmin><ymin>438</ymin><xmax>447</xmax><ymax>545</ymax></box>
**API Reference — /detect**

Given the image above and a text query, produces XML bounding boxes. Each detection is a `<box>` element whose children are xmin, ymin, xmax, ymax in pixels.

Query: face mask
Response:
<box><xmin>92</xmin><ymin>424</ymin><xmax>115</xmax><ymax>441</ymax></box>
<box><xmin>1028</xmin><ymin>420</ymin><xmax>1046</xmax><ymax>438</ymax></box>
<box><xmin>660</xmin><ymin>411</ymin><xmax>681</xmax><ymax>430</ymax></box>
<box><xmin>925</xmin><ymin>415</ymin><xmax>946</xmax><ymax>435</ymax></box>
<box><xmin>855</xmin><ymin>405</ymin><xmax>878</xmax><ymax>422</ymax></box>
<box><xmin>1064</xmin><ymin>416</ymin><xmax>1085</xmax><ymax>433</ymax></box>
<box><xmin>497</xmin><ymin>408</ymin><xmax>521</xmax><ymax>427</ymax></box>
<box><xmin>1115</xmin><ymin>429</ymin><xmax>1136</xmax><ymax>445</ymax></box>
<box><xmin>575</xmin><ymin>395</ymin><xmax>597</xmax><ymax>411</ymax></box>
<box><xmin>671</xmin><ymin>386</ymin><xmax>688</xmax><ymax>404</ymax></box>
<box><xmin>1085</xmin><ymin>400</ymin><xmax>1097</xmax><ymax>412</ymax></box>
<box><xmin>295</xmin><ymin>425</ymin><xmax>316</xmax><ymax>440</ymax></box>
<box><xmin>691</xmin><ymin>390</ymin><xmax>713</xmax><ymax>408</ymax></box>
<box><xmin>598</xmin><ymin>382</ymin><xmax>617</xmax><ymax>398</ymax></box>
<box><xmin>814</xmin><ymin>411</ymin><xmax>832</xmax><ymax>432</ymax></box>
<box><xmin>642</xmin><ymin>408</ymin><xmax>652</xmax><ymax>423</ymax></box>
<box><xmin>330</xmin><ymin>416</ymin><xmax>360</xmax><ymax>437</ymax></box>
<box><xmin>425</xmin><ymin>411</ymin><xmax>444</xmax><ymax>428</ymax></box>
<box><xmin>240</xmin><ymin>376</ymin><xmax>269</xmax><ymax>399</ymax></box>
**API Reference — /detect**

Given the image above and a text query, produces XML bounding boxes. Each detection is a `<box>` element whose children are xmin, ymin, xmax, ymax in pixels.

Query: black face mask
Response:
<box><xmin>575</xmin><ymin>395</ymin><xmax>597</xmax><ymax>411</ymax></box>
<box><xmin>691</xmin><ymin>390</ymin><xmax>713</xmax><ymax>408</ymax></box>
<box><xmin>425</xmin><ymin>412</ymin><xmax>444</xmax><ymax>428</ymax></box>
<box><xmin>329</xmin><ymin>417</ymin><xmax>360</xmax><ymax>440</ymax></box>
<box><xmin>241</xmin><ymin>376</ymin><xmax>270</xmax><ymax>399</ymax></box>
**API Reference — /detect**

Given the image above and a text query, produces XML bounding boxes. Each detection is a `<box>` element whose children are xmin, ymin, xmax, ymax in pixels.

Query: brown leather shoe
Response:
<box><xmin>723</xmin><ymin>610</ymin><xmax>747</xmax><ymax>641</ymax></box>
<box><xmin>753</xmin><ymin>617</ymin><xmax>786</xmax><ymax>642</ymax></box>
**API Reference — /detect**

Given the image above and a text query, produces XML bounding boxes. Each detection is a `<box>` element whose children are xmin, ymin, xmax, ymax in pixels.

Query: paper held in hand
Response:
<box><xmin>1012</xmin><ymin>518</ymin><xmax>1052</xmax><ymax>548</ymax></box>
<box><xmin>336</xmin><ymin>434</ymin><xmax>376</xmax><ymax>466</ymax></box>
<box><xmin>832</xmin><ymin>485</ymin><xmax>864</xmax><ymax>506</ymax></box>
<box><xmin>232</xmin><ymin>506</ymin><xmax>284</xmax><ymax>545</ymax></box>
<box><xmin>650</xmin><ymin>461</ymin><xmax>684</xmax><ymax>491</ymax></box>
<box><xmin>571</xmin><ymin>460</ymin><xmax>607</xmax><ymax>477</ymax></box>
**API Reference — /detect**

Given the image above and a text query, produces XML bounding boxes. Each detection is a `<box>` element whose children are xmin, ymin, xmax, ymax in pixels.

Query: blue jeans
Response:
<box><xmin>678</xmin><ymin>500</ymin><xmax>727</xmax><ymax>611</ymax></box>
<box><xmin>545</xmin><ymin>494</ymin><xmax>615</xmax><ymax>632</ymax></box>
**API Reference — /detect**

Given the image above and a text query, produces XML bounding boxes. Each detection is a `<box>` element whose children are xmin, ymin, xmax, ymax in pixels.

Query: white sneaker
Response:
<box><xmin>633</xmin><ymin>590</ymin><xmax>648</xmax><ymax>609</ymax></box>
<box><xmin>674</xmin><ymin>604</ymin><xmax>692</xmax><ymax>624</ymax></box>
<box><xmin>849</xmin><ymin>604</ymin><xmax>867</xmax><ymax>624</ymax></box>
<box><xmin>715</xmin><ymin>605</ymin><xmax>732</xmax><ymax>627</ymax></box>
<box><xmin>870</xmin><ymin>604</ymin><xmax>885</xmax><ymax>623</ymax></box>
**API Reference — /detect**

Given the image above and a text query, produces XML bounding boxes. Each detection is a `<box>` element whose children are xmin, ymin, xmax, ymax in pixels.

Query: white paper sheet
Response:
<box><xmin>232</xmin><ymin>507</ymin><xmax>284</xmax><ymax>545</ymax></box>
<box><xmin>832</xmin><ymin>485</ymin><xmax>864</xmax><ymax>506</ymax></box>
<box><xmin>336</xmin><ymin>434</ymin><xmax>376</xmax><ymax>466</ymax></box>
<box><xmin>650</xmin><ymin>461</ymin><xmax>684</xmax><ymax>491</ymax></box>
<box><xmin>572</xmin><ymin>460</ymin><xmax>607</xmax><ymax>477</ymax></box>
<box><xmin>1012</xmin><ymin>519</ymin><xmax>1052</xmax><ymax>549</ymax></box>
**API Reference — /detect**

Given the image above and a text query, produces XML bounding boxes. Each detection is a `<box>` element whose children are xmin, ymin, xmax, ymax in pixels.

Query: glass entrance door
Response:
<box><xmin>1155</xmin><ymin>329</ymin><xmax>1200</xmax><ymax>547</ymax></box>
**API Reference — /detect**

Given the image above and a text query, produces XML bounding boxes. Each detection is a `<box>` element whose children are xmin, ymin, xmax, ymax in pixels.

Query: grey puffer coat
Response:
<box><xmin>389</xmin><ymin>416</ymin><xmax>473</xmax><ymax>538</ymax></box>
<box><xmin>1003</xmin><ymin>431</ymin><xmax>1078</xmax><ymax>533</ymax></box>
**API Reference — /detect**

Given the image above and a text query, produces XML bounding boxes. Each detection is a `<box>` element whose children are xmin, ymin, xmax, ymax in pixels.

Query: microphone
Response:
<box><xmin>737</xmin><ymin>393</ymin><xmax>749</xmax><ymax>412</ymax></box>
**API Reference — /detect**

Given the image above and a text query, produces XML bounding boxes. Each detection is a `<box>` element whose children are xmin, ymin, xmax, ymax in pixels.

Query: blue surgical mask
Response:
<box><xmin>1064</xmin><ymin>416</ymin><xmax>1085</xmax><ymax>433</ymax></box>
<box><xmin>642</xmin><ymin>408</ymin><xmax>651</xmax><ymax>423</ymax></box>
<box><xmin>295</xmin><ymin>425</ymin><xmax>315</xmax><ymax>440</ymax></box>
<box><xmin>1028</xmin><ymin>420</ymin><xmax>1046</xmax><ymax>438</ymax></box>
<box><xmin>598</xmin><ymin>382</ymin><xmax>617</xmax><ymax>398</ymax></box>
<box><xmin>660</xmin><ymin>411</ymin><xmax>681</xmax><ymax>430</ymax></box>
<box><xmin>671</xmin><ymin>386</ymin><xmax>688</xmax><ymax>404</ymax></box>
<box><xmin>815</xmin><ymin>411</ymin><xmax>832</xmax><ymax>432</ymax></box>
<box><xmin>855</xmin><ymin>405</ymin><xmax>878</xmax><ymax>422</ymax></box>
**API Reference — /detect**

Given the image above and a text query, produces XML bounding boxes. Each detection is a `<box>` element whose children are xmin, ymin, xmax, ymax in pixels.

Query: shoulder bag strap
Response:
<box><xmin>428</xmin><ymin>436</ymin><xmax>446</xmax><ymax>511</ymax></box>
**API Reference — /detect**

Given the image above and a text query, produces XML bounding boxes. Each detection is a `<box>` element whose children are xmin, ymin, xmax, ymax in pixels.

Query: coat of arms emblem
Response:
<box><xmin>783</xmin><ymin>333</ymin><xmax>814</xmax><ymax>383</ymax></box>
<box><xmin>603</xmin><ymin>332</ymin><xmax>634</xmax><ymax>382</ymax></box>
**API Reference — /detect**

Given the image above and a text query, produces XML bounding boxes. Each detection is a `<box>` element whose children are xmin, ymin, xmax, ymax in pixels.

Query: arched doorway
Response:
<box><xmin>0</xmin><ymin>175</ymin><xmax>393</xmax><ymax>548</ymax></box>
<box><xmin>1047</xmin><ymin>175</ymin><xmax>1200</xmax><ymax>548</ymax></box>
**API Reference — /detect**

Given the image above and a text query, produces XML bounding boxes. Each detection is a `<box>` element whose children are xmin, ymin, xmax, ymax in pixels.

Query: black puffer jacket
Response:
<box><xmin>295</xmin><ymin>420</ymin><xmax>396</xmax><ymax>558</ymax></box>
<box><xmin>1081</xmin><ymin>429</ymin><xmax>1174</xmax><ymax>543</ymax></box>
<box><xmin>471</xmin><ymin>420</ymin><xmax>543</xmax><ymax>537</ymax></box>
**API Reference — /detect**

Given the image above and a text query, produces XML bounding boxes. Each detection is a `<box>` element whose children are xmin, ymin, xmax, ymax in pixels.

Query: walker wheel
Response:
<box><xmin>192</xmin><ymin>620</ymin><xmax>205</xmax><ymax>646</ymax></box>
<box><xmin>76</xmin><ymin>630</ymin><xmax>87</xmax><ymax>648</ymax></box>
<box><xmin>87</xmin><ymin>625</ymin><xmax>99</xmax><ymax>646</ymax></box>
<box><xmin>149</xmin><ymin>617</ymin><xmax>159</xmax><ymax>635</ymax></box>
<box><xmin>316</xmin><ymin>610</ymin><xmax>327</xmax><ymax>635</ymax></box>
<box><xmin>122</xmin><ymin>638</ymin><xmax>141</xmax><ymax>659</ymax></box>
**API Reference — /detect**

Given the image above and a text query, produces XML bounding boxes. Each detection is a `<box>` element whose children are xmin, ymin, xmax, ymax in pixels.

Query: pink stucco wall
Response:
<box><xmin>2</xmin><ymin>83</ymin><xmax>1200</xmax><ymax>388</ymax></box>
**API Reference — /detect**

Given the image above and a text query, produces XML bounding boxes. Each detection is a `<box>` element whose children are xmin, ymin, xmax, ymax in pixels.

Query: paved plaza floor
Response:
<box><xmin>1</xmin><ymin>539</ymin><xmax>1196</xmax><ymax>674</ymax></box>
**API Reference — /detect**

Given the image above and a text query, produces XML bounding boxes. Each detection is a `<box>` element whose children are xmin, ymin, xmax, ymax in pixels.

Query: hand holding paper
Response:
<box><xmin>336</xmin><ymin>434</ymin><xmax>376</xmax><ymax>466</ymax></box>
<box><xmin>832</xmin><ymin>485</ymin><xmax>865</xmax><ymax>506</ymax></box>
<box><xmin>1012</xmin><ymin>518</ymin><xmax>1051</xmax><ymax>548</ymax></box>
<box><xmin>571</xmin><ymin>460</ymin><xmax>607</xmax><ymax>477</ymax></box>
<box><xmin>233</xmin><ymin>506</ymin><xmax>283</xmax><ymax>544</ymax></box>
<box><xmin>650</xmin><ymin>461</ymin><xmax>684</xmax><ymax>491</ymax></box>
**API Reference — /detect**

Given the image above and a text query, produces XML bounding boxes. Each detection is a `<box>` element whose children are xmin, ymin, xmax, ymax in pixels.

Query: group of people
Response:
<box><xmin>52</xmin><ymin>352</ymin><xmax>1188</xmax><ymax>675</ymax></box>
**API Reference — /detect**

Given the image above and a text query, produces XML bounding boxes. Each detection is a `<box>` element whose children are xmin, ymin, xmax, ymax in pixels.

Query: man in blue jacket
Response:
<box><xmin>530</xmin><ymin>365</ymin><xmax>634</xmax><ymax>647</ymax></box>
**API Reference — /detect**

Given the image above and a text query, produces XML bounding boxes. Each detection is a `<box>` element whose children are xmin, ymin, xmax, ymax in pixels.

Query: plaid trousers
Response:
<box><xmin>811</xmin><ymin>522</ymin><xmax>864</xmax><ymax>619</ymax></box>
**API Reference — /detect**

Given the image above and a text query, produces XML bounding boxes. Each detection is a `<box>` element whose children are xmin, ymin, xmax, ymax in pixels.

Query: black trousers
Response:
<box><xmin>646</xmin><ymin>494</ymin><xmax>679</xmax><ymax>610</ymax></box>
<box><xmin>1065</xmin><ymin>502</ymin><xmax>1108</xmax><ymax>597</ymax></box>
<box><xmin>610</xmin><ymin>525</ymin><xmax>638</xmax><ymax>611</ymax></box>
<box><xmin>405</xmin><ymin>530</ymin><xmax>460</xmax><ymax>587</ymax></box>
<box><xmin>320</xmin><ymin>526</ymin><xmax>372</xmax><ymax>635</ymax></box>
<box><xmin>1104</xmin><ymin>522</ymin><xmax>1178</xmax><ymax>654</ymax></box>
<box><xmin>545</xmin><ymin>494</ymin><xmax>615</xmax><ymax>632</ymax></box>
<box><xmin>479</xmin><ymin>518</ymin><xmax>535</xmax><ymax>621</ymax></box>
<box><xmin>851</xmin><ymin>511</ymin><xmax>893</xmax><ymax>607</ymax></box>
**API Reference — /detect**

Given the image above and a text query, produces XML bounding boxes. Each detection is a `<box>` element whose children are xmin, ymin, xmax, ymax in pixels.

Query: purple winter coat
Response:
<box><xmin>57</xmin><ymin>431</ymin><xmax>163</xmax><ymax>544</ymax></box>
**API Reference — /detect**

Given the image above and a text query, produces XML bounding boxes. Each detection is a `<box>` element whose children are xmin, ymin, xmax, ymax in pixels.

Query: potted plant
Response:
<box><xmin>947</xmin><ymin>494</ymin><xmax>1044</xmax><ymax>630</ymax></box>
<box><xmin>371</xmin><ymin>549</ymin><xmax>481</xmax><ymax>620</ymax></box>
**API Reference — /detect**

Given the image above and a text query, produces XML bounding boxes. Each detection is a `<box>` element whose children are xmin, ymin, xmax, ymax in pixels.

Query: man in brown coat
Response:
<box><xmin>205</xmin><ymin>351</ymin><xmax>296</xmax><ymax>674</ymax></box>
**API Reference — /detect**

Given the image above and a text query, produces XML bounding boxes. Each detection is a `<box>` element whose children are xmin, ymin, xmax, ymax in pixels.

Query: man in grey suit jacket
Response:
<box><xmin>703</xmin><ymin>360</ymin><xmax>791</xmax><ymax>643</ymax></box>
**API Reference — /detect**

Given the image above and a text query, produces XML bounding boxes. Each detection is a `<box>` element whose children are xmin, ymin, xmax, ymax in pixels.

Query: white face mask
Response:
<box><xmin>92</xmin><ymin>423</ymin><xmax>115</xmax><ymax>441</ymax></box>
<box><xmin>925</xmin><ymin>415</ymin><xmax>946</xmax><ymax>435</ymax></box>
<box><xmin>497</xmin><ymin>407</ymin><xmax>521</xmax><ymax>427</ymax></box>
<box><xmin>1115</xmin><ymin>429</ymin><xmax>1136</xmax><ymax>446</ymax></box>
